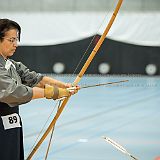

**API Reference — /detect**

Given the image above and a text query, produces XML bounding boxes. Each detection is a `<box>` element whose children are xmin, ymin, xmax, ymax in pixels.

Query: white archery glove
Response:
<box><xmin>44</xmin><ymin>84</ymin><xmax>70</xmax><ymax>100</ymax></box>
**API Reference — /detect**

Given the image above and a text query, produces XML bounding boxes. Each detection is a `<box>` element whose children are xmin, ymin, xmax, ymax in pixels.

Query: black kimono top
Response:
<box><xmin>0</xmin><ymin>55</ymin><xmax>43</xmax><ymax>160</ymax></box>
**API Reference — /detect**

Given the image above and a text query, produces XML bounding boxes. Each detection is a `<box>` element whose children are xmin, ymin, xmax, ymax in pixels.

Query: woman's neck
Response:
<box><xmin>0</xmin><ymin>53</ymin><xmax>7</xmax><ymax>60</ymax></box>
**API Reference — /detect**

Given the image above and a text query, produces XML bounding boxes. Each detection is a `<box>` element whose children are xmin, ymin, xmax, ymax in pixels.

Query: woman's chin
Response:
<box><xmin>8</xmin><ymin>52</ymin><xmax>15</xmax><ymax>57</ymax></box>
<box><xmin>9</xmin><ymin>50</ymin><xmax>15</xmax><ymax>56</ymax></box>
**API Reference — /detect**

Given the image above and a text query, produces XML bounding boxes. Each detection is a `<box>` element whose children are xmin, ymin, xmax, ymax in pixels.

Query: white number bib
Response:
<box><xmin>1</xmin><ymin>113</ymin><xmax>21</xmax><ymax>130</ymax></box>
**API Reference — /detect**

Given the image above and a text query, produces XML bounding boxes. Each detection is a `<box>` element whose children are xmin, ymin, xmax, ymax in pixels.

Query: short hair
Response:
<box><xmin>0</xmin><ymin>19</ymin><xmax>21</xmax><ymax>41</ymax></box>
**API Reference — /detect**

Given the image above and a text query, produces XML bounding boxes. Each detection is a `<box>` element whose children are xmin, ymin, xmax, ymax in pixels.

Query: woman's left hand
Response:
<box><xmin>64</xmin><ymin>83</ymin><xmax>80</xmax><ymax>95</ymax></box>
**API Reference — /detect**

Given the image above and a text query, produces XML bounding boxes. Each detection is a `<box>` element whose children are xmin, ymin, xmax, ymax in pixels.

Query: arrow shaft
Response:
<box><xmin>81</xmin><ymin>80</ymin><xmax>128</xmax><ymax>89</ymax></box>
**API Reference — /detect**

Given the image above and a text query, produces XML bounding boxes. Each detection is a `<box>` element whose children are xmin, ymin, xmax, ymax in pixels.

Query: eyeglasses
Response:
<box><xmin>2</xmin><ymin>37</ymin><xmax>19</xmax><ymax>44</ymax></box>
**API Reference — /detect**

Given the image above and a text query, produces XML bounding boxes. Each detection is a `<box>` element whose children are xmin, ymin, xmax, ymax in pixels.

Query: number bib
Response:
<box><xmin>1</xmin><ymin>113</ymin><xmax>21</xmax><ymax>130</ymax></box>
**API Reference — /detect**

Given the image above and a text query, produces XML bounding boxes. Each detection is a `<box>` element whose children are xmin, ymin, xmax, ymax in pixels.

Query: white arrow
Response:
<box><xmin>102</xmin><ymin>136</ymin><xmax>139</xmax><ymax>160</ymax></box>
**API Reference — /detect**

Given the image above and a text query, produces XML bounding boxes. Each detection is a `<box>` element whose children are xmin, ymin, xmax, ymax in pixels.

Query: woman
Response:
<box><xmin>0</xmin><ymin>18</ymin><xmax>78</xmax><ymax>160</ymax></box>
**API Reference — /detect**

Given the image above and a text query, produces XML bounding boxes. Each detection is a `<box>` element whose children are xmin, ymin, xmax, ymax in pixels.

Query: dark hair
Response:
<box><xmin>0</xmin><ymin>18</ymin><xmax>21</xmax><ymax>41</ymax></box>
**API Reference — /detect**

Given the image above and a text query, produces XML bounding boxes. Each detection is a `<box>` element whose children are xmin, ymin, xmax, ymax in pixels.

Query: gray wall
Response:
<box><xmin>0</xmin><ymin>0</ymin><xmax>160</xmax><ymax>12</ymax></box>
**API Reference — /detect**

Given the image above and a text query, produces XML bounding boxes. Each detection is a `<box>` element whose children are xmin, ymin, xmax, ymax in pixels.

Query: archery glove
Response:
<box><xmin>44</xmin><ymin>84</ymin><xmax>70</xmax><ymax>100</ymax></box>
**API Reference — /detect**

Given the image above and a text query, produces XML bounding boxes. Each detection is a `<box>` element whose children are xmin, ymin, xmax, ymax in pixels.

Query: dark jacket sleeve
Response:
<box><xmin>0</xmin><ymin>65</ymin><xmax>33</xmax><ymax>107</ymax></box>
<box><xmin>12</xmin><ymin>60</ymin><xmax>44</xmax><ymax>87</ymax></box>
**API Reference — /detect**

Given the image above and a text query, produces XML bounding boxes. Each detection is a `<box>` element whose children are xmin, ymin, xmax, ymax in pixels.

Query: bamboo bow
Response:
<box><xmin>27</xmin><ymin>0</ymin><xmax>123</xmax><ymax>159</ymax></box>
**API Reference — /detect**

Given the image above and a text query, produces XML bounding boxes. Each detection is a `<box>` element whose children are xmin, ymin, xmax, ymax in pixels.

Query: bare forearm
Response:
<box><xmin>32</xmin><ymin>87</ymin><xmax>45</xmax><ymax>99</ymax></box>
<box><xmin>36</xmin><ymin>76</ymin><xmax>67</xmax><ymax>88</ymax></box>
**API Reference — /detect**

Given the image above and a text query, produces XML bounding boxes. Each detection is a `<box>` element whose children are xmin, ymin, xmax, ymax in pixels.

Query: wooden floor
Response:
<box><xmin>20</xmin><ymin>75</ymin><xmax>160</xmax><ymax>160</ymax></box>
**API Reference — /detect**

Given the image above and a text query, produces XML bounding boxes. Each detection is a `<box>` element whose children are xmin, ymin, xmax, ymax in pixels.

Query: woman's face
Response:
<box><xmin>0</xmin><ymin>29</ymin><xmax>19</xmax><ymax>59</ymax></box>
